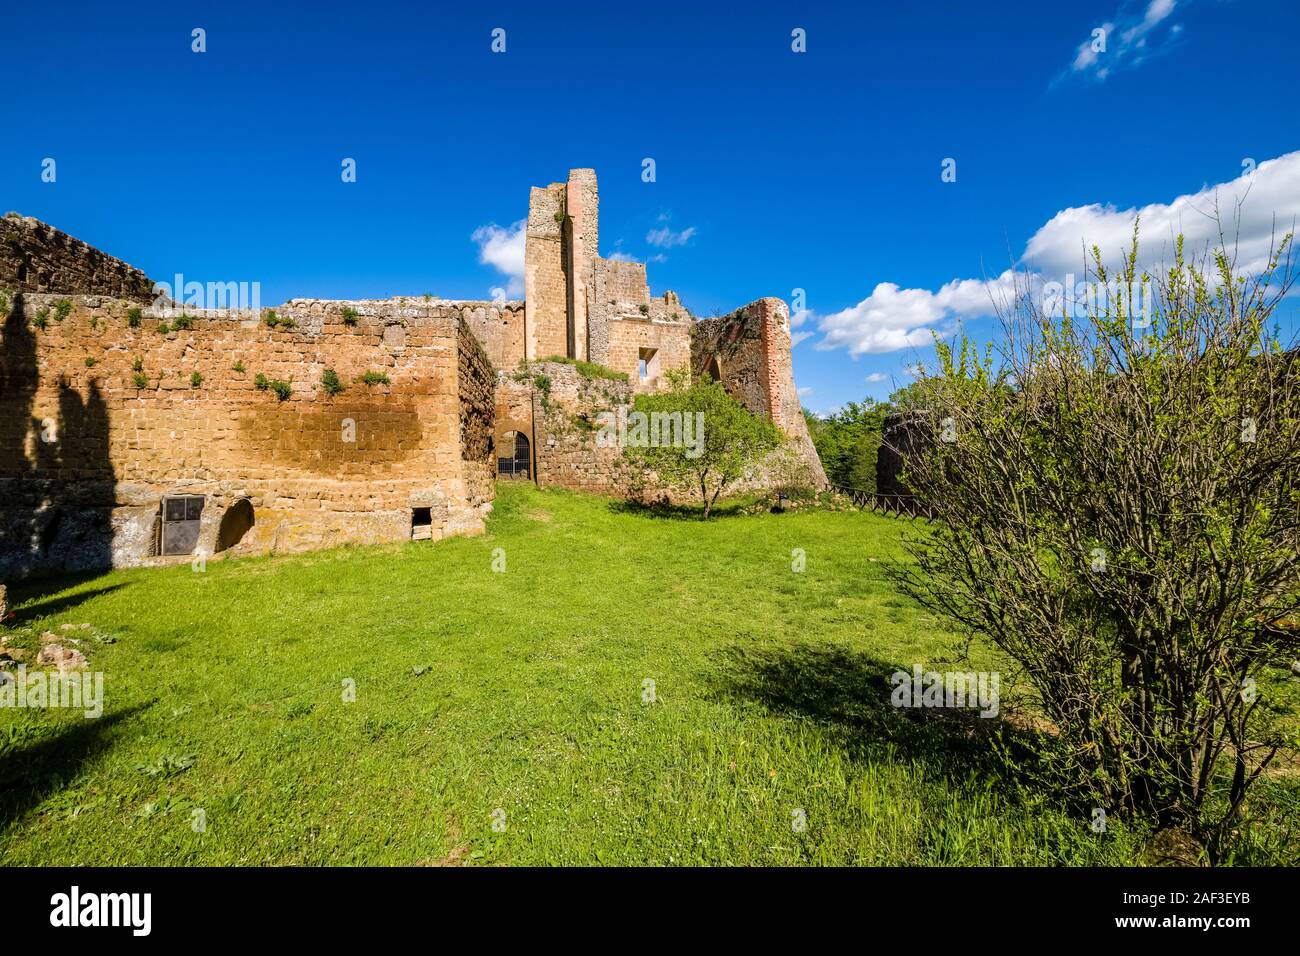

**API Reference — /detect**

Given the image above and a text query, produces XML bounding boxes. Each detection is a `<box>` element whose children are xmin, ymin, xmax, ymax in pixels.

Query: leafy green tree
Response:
<box><xmin>806</xmin><ymin>400</ymin><xmax>890</xmax><ymax>490</ymax></box>
<box><xmin>624</xmin><ymin>370</ymin><xmax>781</xmax><ymax>518</ymax></box>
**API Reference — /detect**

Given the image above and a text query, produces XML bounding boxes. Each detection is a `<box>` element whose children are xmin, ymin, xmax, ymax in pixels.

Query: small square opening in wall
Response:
<box><xmin>638</xmin><ymin>347</ymin><xmax>660</xmax><ymax>383</ymax></box>
<box><xmin>411</xmin><ymin>507</ymin><xmax>432</xmax><ymax>541</ymax></box>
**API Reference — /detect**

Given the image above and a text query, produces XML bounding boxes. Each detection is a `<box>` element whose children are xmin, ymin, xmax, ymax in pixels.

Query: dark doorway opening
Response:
<box><xmin>411</xmin><ymin>507</ymin><xmax>433</xmax><ymax>541</ymax></box>
<box><xmin>216</xmin><ymin>499</ymin><xmax>255</xmax><ymax>552</ymax></box>
<box><xmin>497</xmin><ymin>431</ymin><xmax>531</xmax><ymax>479</ymax></box>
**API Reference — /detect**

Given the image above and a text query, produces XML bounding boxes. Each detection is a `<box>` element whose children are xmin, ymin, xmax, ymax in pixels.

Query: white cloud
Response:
<box><xmin>1062</xmin><ymin>0</ymin><xmax>1182</xmax><ymax>83</ymax></box>
<box><xmin>865</xmin><ymin>372</ymin><xmax>889</xmax><ymax>383</ymax></box>
<box><xmin>646</xmin><ymin>225</ymin><xmax>696</xmax><ymax>248</ymax></box>
<box><xmin>471</xmin><ymin>220</ymin><xmax>526</xmax><ymax>297</ymax></box>
<box><xmin>1022</xmin><ymin>150</ymin><xmax>1300</xmax><ymax>278</ymax></box>
<box><xmin>815</xmin><ymin>270</ymin><xmax>1019</xmax><ymax>357</ymax></box>
<box><xmin>607</xmin><ymin>251</ymin><xmax>640</xmax><ymax>263</ymax></box>
<box><xmin>812</xmin><ymin>150</ymin><xmax>1300</xmax><ymax>356</ymax></box>
<box><xmin>797</xmin><ymin>386</ymin><xmax>813</xmax><ymax>397</ymax></box>
<box><xmin>790</xmin><ymin>330</ymin><xmax>814</xmax><ymax>347</ymax></box>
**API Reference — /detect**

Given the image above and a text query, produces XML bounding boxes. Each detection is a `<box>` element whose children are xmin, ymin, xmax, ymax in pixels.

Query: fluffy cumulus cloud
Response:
<box><xmin>812</xmin><ymin>150</ymin><xmax>1300</xmax><ymax>357</ymax></box>
<box><xmin>471</xmin><ymin>220</ymin><xmax>526</xmax><ymax>297</ymax></box>
<box><xmin>1023</xmin><ymin>150</ymin><xmax>1300</xmax><ymax>278</ymax></box>
<box><xmin>1062</xmin><ymin>0</ymin><xmax>1182</xmax><ymax>83</ymax></box>
<box><xmin>816</xmin><ymin>271</ymin><xmax>1019</xmax><ymax>357</ymax></box>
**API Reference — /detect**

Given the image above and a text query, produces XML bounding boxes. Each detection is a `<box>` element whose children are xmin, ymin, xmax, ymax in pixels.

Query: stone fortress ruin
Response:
<box><xmin>0</xmin><ymin>168</ymin><xmax>825</xmax><ymax>579</ymax></box>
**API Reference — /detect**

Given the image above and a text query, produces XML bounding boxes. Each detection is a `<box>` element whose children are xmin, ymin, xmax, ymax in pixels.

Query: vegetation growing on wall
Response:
<box><xmin>538</xmin><ymin>355</ymin><xmax>629</xmax><ymax>382</ymax></box>
<box><xmin>320</xmin><ymin>368</ymin><xmax>344</xmax><ymax>395</ymax></box>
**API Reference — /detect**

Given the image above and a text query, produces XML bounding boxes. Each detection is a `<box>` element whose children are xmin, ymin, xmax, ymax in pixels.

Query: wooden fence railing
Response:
<box><xmin>832</xmin><ymin>487</ymin><xmax>933</xmax><ymax>520</ymax></box>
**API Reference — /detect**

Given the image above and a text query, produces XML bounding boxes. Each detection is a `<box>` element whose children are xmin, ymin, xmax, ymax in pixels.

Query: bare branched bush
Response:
<box><xmin>890</xmin><ymin>223</ymin><xmax>1299</xmax><ymax>850</ymax></box>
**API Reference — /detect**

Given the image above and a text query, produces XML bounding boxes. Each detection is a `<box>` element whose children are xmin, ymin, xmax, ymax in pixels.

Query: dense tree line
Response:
<box><xmin>803</xmin><ymin>383</ymin><xmax>930</xmax><ymax>491</ymax></box>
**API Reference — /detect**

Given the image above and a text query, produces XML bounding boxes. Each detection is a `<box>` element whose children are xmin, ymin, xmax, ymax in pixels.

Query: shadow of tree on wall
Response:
<box><xmin>708</xmin><ymin>643</ymin><xmax>1064</xmax><ymax>809</ymax></box>
<box><xmin>0</xmin><ymin>293</ymin><xmax>117</xmax><ymax>580</ymax></box>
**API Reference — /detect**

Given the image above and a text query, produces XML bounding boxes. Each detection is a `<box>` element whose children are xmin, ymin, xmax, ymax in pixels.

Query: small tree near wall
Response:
<box><xmin>622</xmin><ymin>369</ymin><xmax>781</xmax><ymax>518</ymax></box>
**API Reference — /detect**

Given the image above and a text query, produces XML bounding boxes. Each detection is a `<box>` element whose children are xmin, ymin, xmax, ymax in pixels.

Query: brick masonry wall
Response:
<box><xmin>457</xmin><ymin>318</ymin><xmax>496</xmax><ymax>521</ymax></box>
<box><xmin>691</xmin><ymin>298</ymin><xmax>827</xmax><ymax>489</ymax></box>
<box><xmin>587</xmin><ymin>257</ymin><xmax>647</xmax><ymax>365</ymax></box>
<box><xmin>1</xmin><ymin>214</ymin><xmax>155</xmax><ymax>299</ymax></box>
<box><xmin>0</xmin><ymin>293</ymin><xmax>494</xmax><ymax>578</ymax></box>
<box><xmin>566</xmin><ymin>169</ymin><xmax>598</xmax><ymax>362</ymax></box>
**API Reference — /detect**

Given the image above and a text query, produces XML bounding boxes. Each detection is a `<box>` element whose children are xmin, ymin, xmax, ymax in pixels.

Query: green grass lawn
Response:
<box><xmin>1</xmin><ymin>483</ymin><xmax>1295</xmax><ymax>865</ymax></box>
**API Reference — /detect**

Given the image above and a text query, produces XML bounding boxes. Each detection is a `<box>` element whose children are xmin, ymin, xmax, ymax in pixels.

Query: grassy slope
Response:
<box><xmin>1</xmin><ymin>484</ymin><xmax>1293</xmax><ymax>865</ymax></box>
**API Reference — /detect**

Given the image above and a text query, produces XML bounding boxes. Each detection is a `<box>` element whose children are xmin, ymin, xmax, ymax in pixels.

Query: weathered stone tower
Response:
<box><xmin>516</xmin><ymin>169</ymin><xmax>693</xmax><ymax>389</ymax></box>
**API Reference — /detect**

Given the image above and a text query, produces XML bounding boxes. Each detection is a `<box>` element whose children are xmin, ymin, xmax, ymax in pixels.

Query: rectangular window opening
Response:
<box><xmin>411</xmin><ymin>507</ymin><xmax>433</xmax><ymax>541</ymax></box>
<box><xmin>639</xmin><ymin>347</ymin><xmax>659</xmax><ymax>383</ymax></box>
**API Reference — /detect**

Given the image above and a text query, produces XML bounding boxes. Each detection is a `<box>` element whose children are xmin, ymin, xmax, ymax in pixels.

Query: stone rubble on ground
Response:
<box><xmin>36</xmin><ymin>644</ymin><xmax>89</xmax><ymax>671</ymax></box>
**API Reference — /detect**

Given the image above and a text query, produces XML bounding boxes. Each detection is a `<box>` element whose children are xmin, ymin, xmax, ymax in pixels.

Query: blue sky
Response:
<box><xmin>3</xmin><ymin>0</ymin><xmax>1297</xmax><ymax>414</ymax></box>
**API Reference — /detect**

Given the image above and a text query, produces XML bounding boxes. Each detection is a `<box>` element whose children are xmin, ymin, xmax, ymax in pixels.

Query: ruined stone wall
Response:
<box><xmin>524</xmin><ymin>184</ymin><xmax>569</xmax><ymax>361</ymax></box>
<box><xmin>692</xmin><ymin>298</ymin><xmax>827</xmax><ymax>488</ymax></box>
<box><xmin>492</xmin><ymin>372</ymin><xmax>536</xmax><ymax>476</ymax></box>
<box><xmin>459</xmin><ymin>300</ymin><xmax>524</xmax><ymax>372</ymax></box>
<box><xmin>0</xmin><ymin>294</ymin><xmax>493</xmax><ymax>578</ymax></box>
<box><xmin>529</xmin><ymin>363</ymin><xmax>631</xmax><ymax>494</ymax></box>
<box><xmin>457</xmin><ymin>319</ymin><xmax>496</xmax><ymax>518</ymax></box>
<box><xmin>1</xmin><ymin>214</ymin><xmax>155</xmax><ymax>299</ymax></box>
<box><xmin>587</xmin><ymin>257</ymin><xmax>647</xmax><ymax>366</ymax></box>
<box><xmin>877</xmin><ymin>411</ymin><xmax>932</xmax><ymax>498</ymax></box>
<box><xmin>606</xmin><ymin>316</ymin><xmax>693</xmax><ymax>393</ymax></box>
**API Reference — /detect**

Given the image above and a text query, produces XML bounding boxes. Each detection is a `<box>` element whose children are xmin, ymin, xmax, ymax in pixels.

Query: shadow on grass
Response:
<box><xmin>0</xmin><ymin>706</ymin><xmax>141</xmax><ymax>835</ymax></box>
<box><xmin>607</xmin><ymin>496</ymin><xmax>762</xmax><ymax>522</ymax></box>
<box><xmin>711</xmin><ymin>642</ymin><xmax>1057</xmax><ymax>803</ymax></box>
<box><xmin>8</xmin><ymin>577</ymin><xmax>127</xmax><ymax>624</ymax></box>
